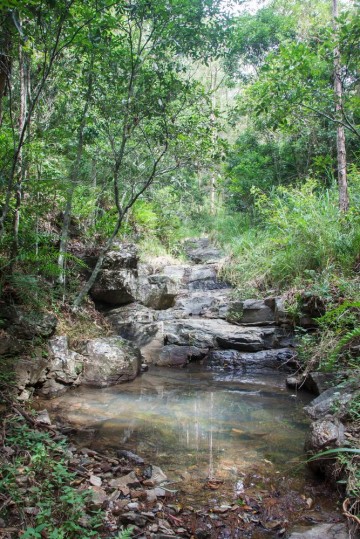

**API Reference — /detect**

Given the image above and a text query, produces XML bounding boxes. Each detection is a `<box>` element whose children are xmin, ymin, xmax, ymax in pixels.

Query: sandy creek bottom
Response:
<box><xmin>41</xmin><ymin>365</ymin><xmax>341</xmax><ymax>535</ymax></box>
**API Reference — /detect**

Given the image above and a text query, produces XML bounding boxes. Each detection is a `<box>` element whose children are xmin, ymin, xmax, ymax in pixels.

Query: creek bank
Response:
<box><xmin>2</xmin><ymin>407</ymin><xmax>344</xmax><ymax>539</ymax></box>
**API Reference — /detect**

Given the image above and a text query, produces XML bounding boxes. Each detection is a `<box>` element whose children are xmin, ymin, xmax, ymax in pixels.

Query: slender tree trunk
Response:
<box><xmin>333</xmin><ymin>0</ymin><xmax>349</xmax><ymax>212</ymax></box>
<box><xmin>11</xmin><ymin>34</ymin><xmax>28</xmax><ymax>264</ymax></box>
<box><xmin>0</xmin><ymin>14</ymin><xmax>12</xmax><ymax>127</ymax></box>
<box><xmin>209</xmin><ymin>63</ymin><xmax>217</xmax><ymax>215</ymax></box>
<box><xmin>58</xmin><ymin>62</ymin><xmax>94</xmax><ymax>292</ymax></box>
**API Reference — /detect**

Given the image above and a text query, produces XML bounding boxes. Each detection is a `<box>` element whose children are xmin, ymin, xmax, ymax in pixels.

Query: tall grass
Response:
<box><xmin>200</xmin><ymin>178</ymin><xmax>360</xmax><ymax>296</ymax></box>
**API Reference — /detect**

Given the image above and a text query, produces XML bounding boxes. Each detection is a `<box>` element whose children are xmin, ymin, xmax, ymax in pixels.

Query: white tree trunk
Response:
<box><xmin>333</xmin><ymin>0</ymin><xmax>349</xmax><ymax>212</ymax></box>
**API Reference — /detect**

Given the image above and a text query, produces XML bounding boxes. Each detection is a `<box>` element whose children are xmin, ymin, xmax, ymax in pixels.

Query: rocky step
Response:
<box><xmin>105</xmin><ymin>311</ymin><xmax>294</xmax><ymax>366</ymax></box>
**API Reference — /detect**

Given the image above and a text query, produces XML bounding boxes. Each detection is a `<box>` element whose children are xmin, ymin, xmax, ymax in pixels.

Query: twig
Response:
<box><xmin>343</xmin><ymin>498</ymin><xmax>360</xmax><ymax>526</ymax></box>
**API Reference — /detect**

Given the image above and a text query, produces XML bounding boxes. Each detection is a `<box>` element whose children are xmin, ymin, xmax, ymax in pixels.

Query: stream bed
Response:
<box><xmin>42</xmin><ymin>364</ymin><xmax>341</xmax><ymax>534</ymax></box>
<box><xmin>46</xmin><ymin>366</ymin><xmax>311</xmax><ymax>478</ymax></box>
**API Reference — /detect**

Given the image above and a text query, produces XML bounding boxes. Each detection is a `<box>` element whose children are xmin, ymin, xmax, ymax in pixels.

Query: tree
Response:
<box><xmin>73</xmin><ymin>0</ymin><xmax>226</xmax><ymax>307</ymax></box>
<box><xmin>226</xmin><ymin>0</ymin><xmax>359</xmax><ymax>210</ymax></box>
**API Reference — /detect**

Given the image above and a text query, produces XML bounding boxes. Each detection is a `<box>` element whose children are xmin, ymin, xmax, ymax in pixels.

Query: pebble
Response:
<box><xmin>89</xmin><ymin>475</ymin><xmax>102</xmax><ymax>487</ymax></box>
<box><xmin>127</xmin><ymin>502</ymin><xmax>140</xmax><ymax>511</ymax></box>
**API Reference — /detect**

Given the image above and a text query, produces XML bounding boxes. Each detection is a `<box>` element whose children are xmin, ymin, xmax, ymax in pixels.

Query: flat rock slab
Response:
<box><xmin>164</xmin><ymin>318</ymin><xmax>278</xmax><ymax>352</ymax></box>
<box><xmin>184</xmin><ymin>237</ymin><xmax>224</xmax><ymax>263</ymax></box>
<box><xmin>207</xmin><ymin>348</ymin><xmax>295</xmax><ymax>371</ymax></box>
<box><xmin>288</xmin><ymin>522</ymin><xmax>348</xmax><ymax>539</ymax></box>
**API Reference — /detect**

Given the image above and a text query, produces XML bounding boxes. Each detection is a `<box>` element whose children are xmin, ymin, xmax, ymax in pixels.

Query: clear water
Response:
<box><xmin>44</xmin><ymin>365</ymin><xmax>313</xmax><ymax>486</ymax></box>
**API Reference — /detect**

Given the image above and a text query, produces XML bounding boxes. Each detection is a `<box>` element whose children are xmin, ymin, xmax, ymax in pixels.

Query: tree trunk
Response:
<box><xmin>58</xmin><ymin>61</ymin><xmax>94</xmax><ymax>292</ymax></box>
<box><xmin>0</xmin><ymin>13</ymin><xmax>12</xmax><ymax>126</ymax></box>
<box><xmin>333</xmin><ymin>0</ymin><xmax>349</xmax><ymax>212</ymax></box>
<box><xmin>11</xmin><ymin>34</ymin><xmax>28</xmax><ymax>265</ymax></box>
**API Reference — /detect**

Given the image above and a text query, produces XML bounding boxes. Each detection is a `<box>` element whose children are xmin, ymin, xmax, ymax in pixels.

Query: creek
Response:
<box><xmin>39</xmin><ymin>239</ymin><xmax>342</xmax><ymax>536</ymax></box>
<box><xmin>44</xmin><ymin>365</ymin><xmax>334</xmax><ymax>510</ymax></box>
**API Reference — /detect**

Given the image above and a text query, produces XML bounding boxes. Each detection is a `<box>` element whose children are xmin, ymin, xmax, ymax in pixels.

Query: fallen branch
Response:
<box><xmin>343</xmin><ymin>497</ymin><xmax>360</xmax><ymax>526</ymax></box>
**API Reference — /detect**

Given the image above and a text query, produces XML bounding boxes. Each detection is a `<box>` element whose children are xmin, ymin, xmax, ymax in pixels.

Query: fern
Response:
<box><xmin>114</xmin><ymin>527</ymin><xmax>134</xmax><ymax>539</ymax></box>
<box><xmin>318</xmin><ymin>301</ymin><xmax>360</xmax><ymax>329</ymax></box>
<box><xmin>325</xmin><ymin>326</ymin><xmax>360</xmax><ymax>371</ymax></box>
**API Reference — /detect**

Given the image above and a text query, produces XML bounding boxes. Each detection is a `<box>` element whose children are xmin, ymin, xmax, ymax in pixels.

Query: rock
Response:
<box><xmin>162</xmin><ymin>265</ymin><xmax>188</xmax><ymax>282</ymax></box>
<box><xmin>82</xmin><ymin>337</ymin><xmax>141</xmax><ymax>387</ymax></box>
<box><xmin>119</xmin><ymin>512</ymin><xmax>147</xmax><ymax>527</ymax></box>
<box><xmin>89</xmin><ymin>486</ymin><xmax>108</xmax><ymax>508</ymax></box>
<box><xmin>274</xmin><ymin>297</ymin><xmax>293</xmax><ymax>326</ymax></box>
<box><xmin>231</xmin><ymin>299</ymin><xmax>275</xmax><ymax>325</ymax></box>
<box><xmin>304</xmin><ymin>386</ymin><xmax>355</xmax><ymax>420</ymax></box>
<box><xmin>109</xmin><ymin>471</ymin><xmax>140</xmax><ymax>489</ymax></box>
<box><xmin>36</xmin><ymin>378</ymin><xmax>70</xmax><ymax>399</ymax></box>
<box><xmin>305</xmin><ymin>418</ymin><xmax>345</xmax><ymax>453</ymax></box>
<box><xmin>303</xmin><ymin>372</ymin><xmax>340</xmax><ymax>395</ymax></box>
<box><xmin>163</xmin><ymin>318</ymin><xmax>278</xmax><ymax>352</ymax></box>
<box><xmin>117</xmin><ymin>450</ymin><xmax>144</xmax><ymax>464</ymax></box>
<box><xmin>0</xmin><ymin>305</ymin><xmax>57</xmax><ymax>339</ymax></box>
<box><xmin>207</xmin><ymin>348</ymin><xmax>295</xmax><ymax>372</ymax></box>
<box><xmin>35</xmin><ymin>410</ymin><xmax>52</xmax><ymax>425</ymax></box>
<box><xmin>90</xmin><ymin>475</ymin><xmax>102</xmax><ymax>487</ymax></box>
<box><xmin>106</xmin><ymin>304</ymin><xmax>158</xmax><ymax>345</ymax></box>
<box><xmin>137</xmin><ymin>274</ymin><xmax>178</xmax><ymax>310</ymax></box>
<box><xmin>156</xmin><ymin>345</ymin><xmax>207</xmax><ymax>367</ymax></box>
<box><xmin>288</xmin><ymin>523</ymin><xmax>348</xmax><ymax>539</ymax></box>
<box><xmin>15</xmin><ymin>357</ymin><xmax>48</xmax><ymax>393</ymax></box>
<box><xmin>286</xmin><ymin>375</ymin><xmax>305</xmax><ymax>389</ymax></box>
<box><xmin>150</xmin><ymin>465</ymin><xmax>167</xmax><ymax>484</ymax></box>
<box><xmin>91</xmin><ymin>267</ymin><xmax>137</xmax><ymax>305</ymax></box>
<box><xmin>188</xmin><ymin>265</ymin><xmax>217</xmax><ymax>284</ymax></box>
<box><xmin>48</xmin><ymin>336</ymin><xmax>83</xmax><ymax>385</ymax></box>
<box><xmin>184</xmin><ymin>238</ymin><xmax>223</xmax><ymax>263</ymax></box>
<box><xmin>14</xmin><ymin>336</ymin><xmax>85</xmax><ymax>399</ymax></box>
<box><xmin>0</xmin><ymin>330</ymin><xmax>23</xmax><ymax>355</ymax></box>
<box><xmin>154</xmin><ymin>487</ymin><xmax>166</xmax><ymax>497</ymax></box>
<box><xmin>146</xmin><ymin>489</ymin><xmax>158</xmax><ymax>503</ymax></box>
<box><xmin>127</xmin><ymin>502</ymin><xmax>140</xmax><ymax>510</ymax></box>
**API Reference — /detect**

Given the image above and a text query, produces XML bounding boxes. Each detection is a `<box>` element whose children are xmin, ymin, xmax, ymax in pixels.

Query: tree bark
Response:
<box><xmin>10</xmin><ymin>29</ymin><xmax>29</xmax><ymax>265</ymax></box>
<box><xmin>58</xmin><ymin>61</ymin><xmax>94</xmax><ymax>292</ymax></box>
<box><xmin>333</xmin><ymin>0</ymin><xmax>349</xmax><ymax>212</ymax></box>
<box><xmin>0</xmin><ymin>13</ymin><xmax>12</xmax><ymax>126</ymax></box>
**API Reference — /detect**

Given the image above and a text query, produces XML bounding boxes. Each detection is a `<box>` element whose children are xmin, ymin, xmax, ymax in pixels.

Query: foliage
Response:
<box><xmin>205</xmin><ymin>179</ymin><xmax>360</xmax><ymax>295</ymax></box>
<box><xmin>0</xmin><ymin>416</ymin><xmax>103</xmax><ymax>538</ymax></box>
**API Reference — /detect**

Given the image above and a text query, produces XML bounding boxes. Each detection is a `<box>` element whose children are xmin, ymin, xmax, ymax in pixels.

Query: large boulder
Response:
<box><xmin>89</xmin><ymin>243</ymin><xmax>179</xmax><ymax>309</ymax></box>
<box><xmin>15</xmin><ymin>357</ymin><xmax>48</xmax><ymax>400</ymax></box>
<box><xmin>304</xmin><ymin>384</ymin><xmax>357</xmax><ymax>420</ymax></box>
<box><xmin>90</xmin><ymin>268</ymin><xmax>137</xmax><ymax>305</ymax></box>
<box><xmin>0</xmin><ymin>330</ymin><xmax>23</xmax><ymax>355</ymax></box>
<box><xmin>89</xmin><ymin>244</ymin><xmax>139</xmax><ymax>305</ymax></box>
<box><xmin>136</xmin><ymin>274</ymin><xmax>178</xmax><ymax>310</ymax></box>
<box><xmin>106</xmin><ymin>303</ymin><xmax>158</xmax><ymax>345</ymax></box>
<box><xmin>15</xmin><ymin>335</ymin><xmax>83</xmax><ymax>400</ymax></box>
<box><xmin>82</xmin><ymin>337</ymin><xmax>141</xmax><ymax>387</ymax></box>
<box><xmin>305</xmin><ymin>418</ymin><xmax>346</xmax><ymax>453</ymax></box>
<box><xmin>47</xmin><ymin>335</ymin><xmax>83</xmax><ymax>386</ymax></box>
<box><xmin>305</xmin><ymin>417</ymin><xmax>346</xmax><ymax>476</ymax></box>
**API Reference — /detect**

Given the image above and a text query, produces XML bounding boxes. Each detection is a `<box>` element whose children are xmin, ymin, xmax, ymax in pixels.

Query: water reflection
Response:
<box><xmin>44</xmin><ymin>365</ymin><xmax>312</xmax><ymax>483</ymax></box>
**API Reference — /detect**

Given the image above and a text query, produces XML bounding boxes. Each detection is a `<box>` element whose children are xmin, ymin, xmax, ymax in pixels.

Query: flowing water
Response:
<box><xmin>44</xmin><ymin>365</ymin><xmax>317</xmax><ymax>501</ymax></box>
